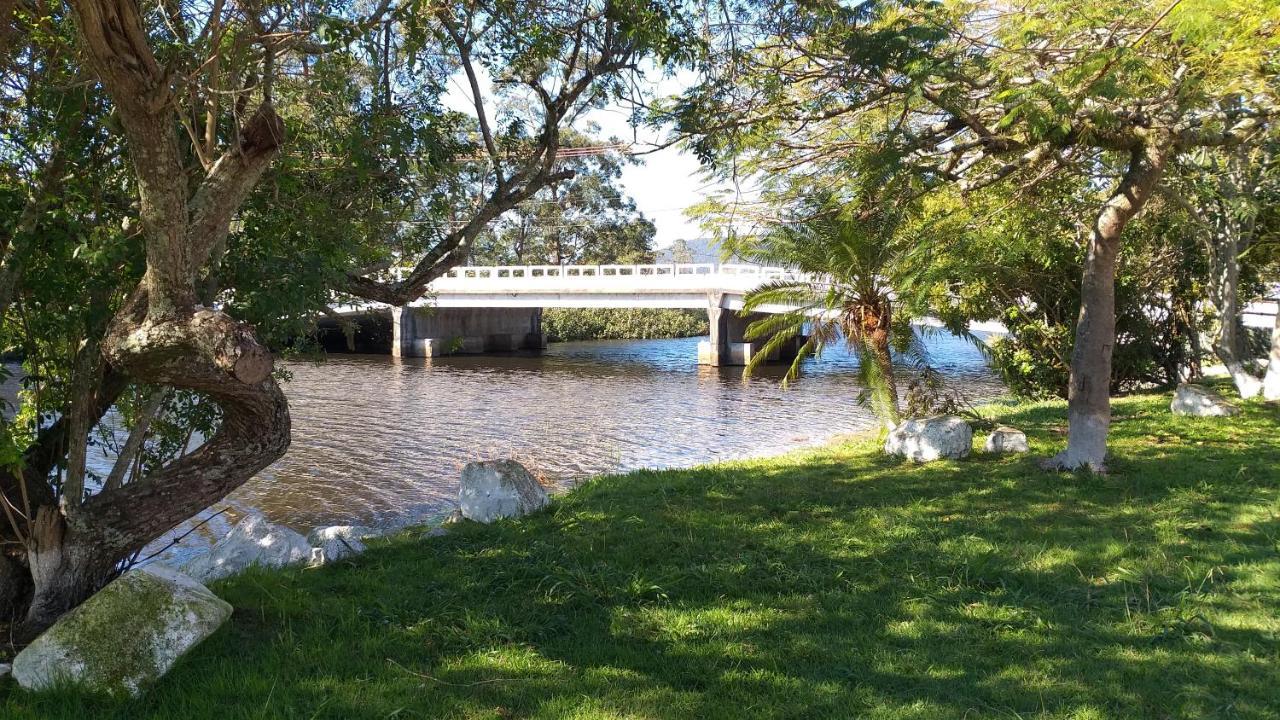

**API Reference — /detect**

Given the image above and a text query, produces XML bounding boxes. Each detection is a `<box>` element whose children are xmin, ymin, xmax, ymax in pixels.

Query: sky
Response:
<box><xmin>441</xmin><ymin>68</ymin><xmax>721</xmax><ymax>250</ymax></box>
<box><xmin>580</xmin><ymin>101</ymin><xmax>713</xmax><ymax>249</ymax></box>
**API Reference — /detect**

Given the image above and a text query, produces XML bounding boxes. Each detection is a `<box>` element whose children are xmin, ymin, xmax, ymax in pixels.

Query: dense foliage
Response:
<box><xmin>922</xmin><ymin>179</ymin><xmax>1214</xmax><ymax>399</ymax></box>
<box><xmin>542</xmin><ymin>308</ymin><xmax>706</xmax><ymax>342</ymax></box>
<box><xmin>673</xmin><ymin>0</ymin><xmax>1280</xmax><ymax>468</ymax></box>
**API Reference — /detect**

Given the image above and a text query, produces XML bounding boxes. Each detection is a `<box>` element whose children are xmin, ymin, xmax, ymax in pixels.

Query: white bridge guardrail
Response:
<box><xmin>426</xmin><ymin>263</ymin><xmax>812</xmax><ymax>293</ymax></box>
<box><xmin>353</xmin><ymin>265</ymin><xmax>1276</xmax><ymax>333</ymax></box>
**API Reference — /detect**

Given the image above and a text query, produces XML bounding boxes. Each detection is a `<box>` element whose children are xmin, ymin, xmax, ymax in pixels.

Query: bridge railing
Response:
<box><xmin>437</xmin><ymin>263</ymin><xmax>808</xmax><ymax>283</ymax></box>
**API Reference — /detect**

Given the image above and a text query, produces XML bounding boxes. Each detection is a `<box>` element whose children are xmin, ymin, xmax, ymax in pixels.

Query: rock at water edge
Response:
<box><xmin>459</xmin><ymin>460</ymin><xmax>549</xmax><ymax>523</ymax></box>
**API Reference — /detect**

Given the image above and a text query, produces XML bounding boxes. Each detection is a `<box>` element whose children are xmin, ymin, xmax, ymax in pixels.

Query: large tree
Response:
<box><xmin>1164</xmin><ymin>138</ymin><xmax>1280</xmax><ymax>400</ymax></box>
<box><xmin>0</xmin><ymin>0</ymin><xmax>690</xmax><ymax>637</ymax></box>
<box><xmin>670</xmin><ymin>0</ymin><xmax>1279</xmax><ymax>469</ymax></box>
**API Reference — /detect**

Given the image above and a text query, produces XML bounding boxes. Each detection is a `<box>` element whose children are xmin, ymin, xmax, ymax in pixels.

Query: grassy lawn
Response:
<box><xmin>3</xmin><ymin>391</ymin><xmax>1278</xmax><ymax>719</ymax></box>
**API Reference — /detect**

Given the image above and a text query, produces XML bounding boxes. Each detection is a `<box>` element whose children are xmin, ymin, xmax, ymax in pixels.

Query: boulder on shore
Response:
<box><xmin>180</xmin><ymin>511</ymin><xmax>311</xmax><ymax>582</ymax></box>
<box><xmin>12</xmin><ymin>565</ymin><xmax>231</xmax><ymax>696</ymax></box>
<box><xmin>1171</xmin><ymin>383</ymin><xmax>1238</xmax><ymax>417</ymax></box>
<box><xmin>984</xmin><ymin>426</ymin><xmax>1029</xmax><ymax>454</ymax></box>
<box><xmin>459</xmin><ymin>459</ymin><xmax>549</xmax><ymax>523</ymax></box>
<box><xmin>307</xmin><ymin>525</ymin><xmax>374</xmax><ymax>565</ymax></box>
<box><xmin>884</xmin><ymin>416</ymin><xmax>973</xmax><ymax>462</ymax></box>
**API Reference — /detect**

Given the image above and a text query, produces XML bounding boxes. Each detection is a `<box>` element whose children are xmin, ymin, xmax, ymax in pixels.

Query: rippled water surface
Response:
<box><xmin>150</xmin><ymin>332</ymin><xmax>1003</xmax><ymax>562</ymax></box>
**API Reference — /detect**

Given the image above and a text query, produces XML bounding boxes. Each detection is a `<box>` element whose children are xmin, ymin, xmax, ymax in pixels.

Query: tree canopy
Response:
<box><xmin>670</xmin><ymin>0</ymin><xmax>1280</xmax><ymax>469</ymax></box>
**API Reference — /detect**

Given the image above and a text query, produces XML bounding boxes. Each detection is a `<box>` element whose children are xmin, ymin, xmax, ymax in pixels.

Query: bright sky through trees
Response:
<box><xmin>440</xmin><ymin>66</ymin><xmax>715</xmax><ymax>249</ymax></box>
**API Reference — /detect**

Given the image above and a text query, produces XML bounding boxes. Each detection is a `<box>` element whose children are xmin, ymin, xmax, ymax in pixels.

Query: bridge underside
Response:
<box><xmin>379</xmin><ymin>293</ymin><xmax>800</xmax><ymax>366</ymax></box>
<box><xmin>392</xmin><ymin>306</ymin><xmax>547</xmax><ymax>358</ymax></box>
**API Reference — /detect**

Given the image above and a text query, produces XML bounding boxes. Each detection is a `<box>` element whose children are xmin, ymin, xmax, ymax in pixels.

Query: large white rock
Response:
<box><xmin>984</xmin><ymin>426</ymin><xmax>1029</xmax><ymax>454</ymax></box>
<box><xmin>884</xmin><ymin>416</ymin><xmax>973</xmax><ymax>462</ymax></box>
<box><xmin>180</xmin><ymin>511</ymin><xmax>311</xmax><ymax>582</ymax></box>
<box><xmin>307</xmin><ymin>525</ymin><xmax>374</xmax><ymax>565</ymax></box>
<box><xmin>1171</xmin><ymin>383</ymin><xmax>1238</xmax><ymax>417</ymax></box>
<box><xmin>459</xmin><ymin>459</ymin><xmax>550</xmax><ymax>523</ymax></box>
<box><xmin>12</xmin><ymin>565</ymin><xmax>231</xmax><ymax>696</ymax></box>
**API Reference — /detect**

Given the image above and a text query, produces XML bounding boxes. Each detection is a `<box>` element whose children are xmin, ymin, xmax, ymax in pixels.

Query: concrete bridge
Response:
<box><xmin>331</xmin><ymin>264</ymin><xmax>1279</xmax><ymax>367</ymax></box>
<box><xmin>345</xmin><ymin>263</ymin><xmax>814</xmax><ymax>366</ymax></box>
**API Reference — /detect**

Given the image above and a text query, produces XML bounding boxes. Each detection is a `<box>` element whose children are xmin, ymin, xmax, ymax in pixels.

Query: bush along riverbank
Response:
<box><xmin>3</xmin><ymin>390</ymin><xmax>1279</xmax><ymax>718</ymax></box>
<box><xmin>542</xmin><ymin>307</ymin><xmax>708</xmax><ymax>342</ymax></box>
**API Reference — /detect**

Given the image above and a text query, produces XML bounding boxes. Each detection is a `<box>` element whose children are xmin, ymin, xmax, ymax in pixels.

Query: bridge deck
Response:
<box><xmin>413</xmin><ymin>263</ymin><xmax>803</xmax><ymax>311</ymax></box>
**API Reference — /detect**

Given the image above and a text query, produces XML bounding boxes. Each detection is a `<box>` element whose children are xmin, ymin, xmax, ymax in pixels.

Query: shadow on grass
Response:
<box><xmin>4</xmin><ymin>394</ymin><xmax>1278</xmax><ymax>719</ymax></box>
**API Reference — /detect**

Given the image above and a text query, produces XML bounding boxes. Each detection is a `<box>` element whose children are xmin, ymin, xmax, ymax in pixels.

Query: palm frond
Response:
<box><xmin>742</xmin><ymin>309</ymin><xmax>807</xmax><ymax>342</ymax></box>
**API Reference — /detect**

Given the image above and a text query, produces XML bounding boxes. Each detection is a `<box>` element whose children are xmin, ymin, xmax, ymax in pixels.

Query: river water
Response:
<box><xmin>136</xmin><ymin>331</ymin><xmax>1002</xmax><ymax>563</ymax></box>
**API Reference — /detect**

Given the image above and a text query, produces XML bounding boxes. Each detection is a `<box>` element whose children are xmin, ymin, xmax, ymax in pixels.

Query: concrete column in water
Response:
<box><xmin>698</xmin><ymin>294</ymin><xmax>805</xmax><ymax>367</ymax></box>
<box><xmin>391</xmin><ymin>307</ymin><xmax>414</xmax><ymax>358</ymax></box>
<box><xmin>697</xmin><ymin>293</ymin><xmax>728</xmax><ymax>366</ymax></box>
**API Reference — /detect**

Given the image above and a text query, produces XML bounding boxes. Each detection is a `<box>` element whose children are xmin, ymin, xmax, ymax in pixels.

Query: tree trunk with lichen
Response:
<box><xmin>1049</xmin><ymin>142</ymin><xmax>1167</xmax><ymax>471</ymax></box>
<box><xmin>0</xmin><ymin>0</ymin><xmax>292</xmax><ymax>639</ymax></box>
<box><xmin>1264</xmin><ymin>309</ymin><xmax>1280</xmax><ymax>401</ymax></box>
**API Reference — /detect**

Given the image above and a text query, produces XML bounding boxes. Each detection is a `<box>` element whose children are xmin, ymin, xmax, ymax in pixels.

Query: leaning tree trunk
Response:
<box><xmin>1050</xmin><ymin>142</ymin><xmax>1167</xmax><ymax>471</ymax></box>
<box><xmin>18</xmin><ymin>300</ymin><xmax>291</xmax><ymax>635</ymax></box>
<box><xmin>9</xmin><ymin>0</ymin><xmax>294</xmax><ymax>637</ymax></box>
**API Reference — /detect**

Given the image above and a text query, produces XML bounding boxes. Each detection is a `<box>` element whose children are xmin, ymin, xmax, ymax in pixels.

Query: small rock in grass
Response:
<box><xmin>1170</xmin><ymin>383</ymin><xmax>1237</xmax><ymax>417</ymax></box>
<box><xmin>307</xmin><ymin>525</ymin><xmax>375</xmax><ymax>565</ymax></box>
<box><xmin>984</xmin><ymin>426</ymin><xmax>1029</xmax><ymax>454</ymax></box>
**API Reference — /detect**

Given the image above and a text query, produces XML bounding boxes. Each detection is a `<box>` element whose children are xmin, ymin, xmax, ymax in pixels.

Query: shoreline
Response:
<box><xmin>8</xmin><ymin>389</ymin><xmax>1278</xmax><ymax>717</ymax></box>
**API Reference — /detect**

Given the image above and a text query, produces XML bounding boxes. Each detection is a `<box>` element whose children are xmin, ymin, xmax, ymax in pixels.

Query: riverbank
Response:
<box><xmin>541</xmin><ymin>307</ymin><xmax>707</xmax><ymax>341</ymax></box>
<box><xmin>5</xmin><ymin>390</ymin><xmax>1278</xmax><ymax>718</ymax></box>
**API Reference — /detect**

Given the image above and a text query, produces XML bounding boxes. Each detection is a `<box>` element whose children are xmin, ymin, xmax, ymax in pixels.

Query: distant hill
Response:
<box><xmin>653</xmin><ymin>237</ymin><xmax>759</xmax><ymax>266</ymax></box>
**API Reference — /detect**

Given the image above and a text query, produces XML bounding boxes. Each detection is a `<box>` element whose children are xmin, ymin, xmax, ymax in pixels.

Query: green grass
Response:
<box><xmin>3</xmin><ymin>391</ymin><xmax>1279</xmax><ymax>719</ymax></box>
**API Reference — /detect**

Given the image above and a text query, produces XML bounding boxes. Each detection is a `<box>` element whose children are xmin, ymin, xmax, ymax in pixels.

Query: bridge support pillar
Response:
<box><xmin>698</xmin><ymin>293</ymin><xmax>804</xmax><ymax>367</ymax></box>
<box><xmin>392</xmin><ymin>306</ymin><xmax>545</xmax><ymax>358</ymax></box>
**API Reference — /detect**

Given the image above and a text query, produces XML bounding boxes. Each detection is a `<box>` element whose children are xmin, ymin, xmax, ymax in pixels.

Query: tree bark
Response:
<box><xmin>21</xmin><ymin>507</ymin><xmax>116</xmax><ymax>638</ymax></box>
<box><xmin>869</xmin><ymin>328</ymin><xmax>899</xmax><ymax>425</ymax></box>
<box><xmin>1209</xmin><ymin>209</ymin><xmax>1264</xmax><ymax>398</ymax></box>
<box><xmin>1049</xmin><ymin>142</ymin><xmax>1168</xmax><ymax>471</ymax></box>
<box><xmin>16</xmin><ymin>302</ymin><xmax>291</xmax><ymax>636</ymax></box>
<box><xmin>2</xmin><ymin>0</ymin><xmax>294</xmax><ymax>638</ymax></box>
<box><xmin>860</xmin><ymin>296</ymin><xmax>898</xmax><ymax>425</ymax></box>
<box><xmin>1264</xmin><ymin>306</ymin><xmax>1280</xmax><ymax>401</ymax></box>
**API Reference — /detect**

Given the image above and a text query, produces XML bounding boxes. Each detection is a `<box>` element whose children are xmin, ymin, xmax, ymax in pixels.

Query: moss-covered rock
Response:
<box><xmin>12</xmin><ymin>565</ymin><xmax>231</xmax><ymax>697</ymax></box>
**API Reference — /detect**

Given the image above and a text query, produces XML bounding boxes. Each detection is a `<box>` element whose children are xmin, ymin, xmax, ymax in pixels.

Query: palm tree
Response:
<box><xmin>734</xmin><ymin>199</ymin><xmax>934</xmax><ymax>425</ymax></box>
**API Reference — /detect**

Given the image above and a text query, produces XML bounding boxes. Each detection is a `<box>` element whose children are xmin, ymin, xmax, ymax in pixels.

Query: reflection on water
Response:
<box><xmin>143</xmin><ymin>331</ymin><xmax>1002</xmax><ymax>564</ymax></box>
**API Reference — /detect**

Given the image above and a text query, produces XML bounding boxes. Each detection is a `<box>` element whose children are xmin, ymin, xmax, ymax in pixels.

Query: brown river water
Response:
<box><xmin>80</xmin><ymin>332</ymin><xmax>1001</xmax><ymax>564</ymax></box>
